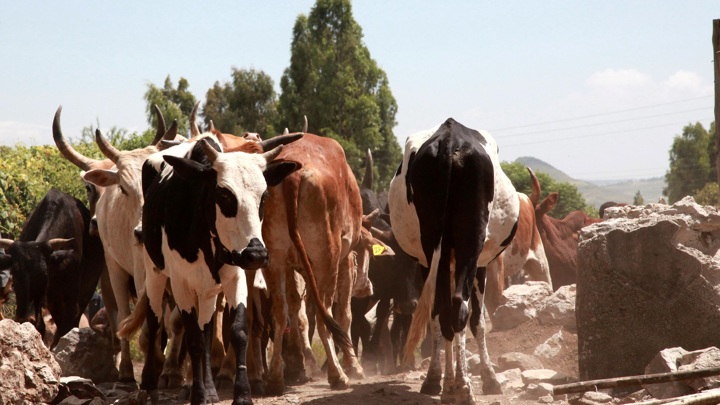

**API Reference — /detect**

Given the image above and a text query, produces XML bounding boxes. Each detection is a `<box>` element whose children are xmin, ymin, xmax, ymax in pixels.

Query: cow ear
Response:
<box><xmin>264</xmin><ymin>160</ymin><xmax>301</xmax><ymax>187</ymax></box>
<box><xmin>370</xmin><ymin>237</ymin><xmax>395</xmax><ymax>257</ymax></box>
<box><xmin>163</xmin><ymin>155</ymin><xmax>211</xmax><ymax>181</ymax></box>
<box><xmin>83</xmin><ymin>169</ymin><xmax>119</xmax><ymax>187</ymax></box>
<box><xmin>0</xmin><ymin>253</ymin><xmax>12</xmax><ymax>270</ymax></box>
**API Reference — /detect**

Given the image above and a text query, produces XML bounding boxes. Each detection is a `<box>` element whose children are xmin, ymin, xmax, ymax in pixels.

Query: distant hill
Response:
<box><xmin>514</xmin><ymin>156</ymin><xmax>665</xmax><ymax>208</ymax></box>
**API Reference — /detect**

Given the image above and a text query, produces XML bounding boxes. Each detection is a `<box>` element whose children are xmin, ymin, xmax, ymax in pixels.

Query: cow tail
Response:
<box><xmin>283</xmin><ymin>178</ymin><xmax>353</xmax><ymax>351</ymax></box>
<box><xmin>117</xmin><ymin>290</ymin><xmax>149</xmax><ymax>339</ymax></box>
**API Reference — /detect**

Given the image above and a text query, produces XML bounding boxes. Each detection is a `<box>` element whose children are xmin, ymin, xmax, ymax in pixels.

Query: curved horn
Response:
<box><xmin>150</xmin><ymin>105</ymin><xmax>167</xmax><ymax>146</ymax></box>
<box><xmin>52</xmin><ymin>106</ymin><xmax>100</xmax><ymax>171</ymax></box>
<box><xmin>0</xmin><ymin>238</ymin><xmax>13</xmax><ymax>249</ymax></box>
<box><xmin>370</xmin><ymin>226</ymin><xmax>393</xmax><ymax>242</ymax></box>
<box><xmin>261</xmin><ymin>145</ymin><xmax>284</xmax><ymax>163</ymax></box>
<box><xmin>47</xmin><ymin>238</ymin><xmax>74</xmax><ymax>251</ymax></box>
<box><xmin>259</xmin><ymin>133</ymin><xmax>303</xmax><ymax>152</ymax></box>
<box><xmin>362</xmin><ymin>208</ymin><xmax>381</xmax><ymax>229</ymax></box>
<box><xmin>201</xmin><ymin>138</ymin><xmax>220</xmax><ymax>163</ymax></box>
<box><xmin>528</xmin><ymin>167</ymin><xmax>541</xmax><ymax>206</ymax></box>
<box><xmin>209</xmin><ymin>120</ymin><xmax>216</xmax><ymax>132</ymax></box>
<box><xmin>190</xmin><ymin>101</ymin><xmax>201</xmax><ymax>137</ymax></box>
<box><xmin>303</xmin><ymin>115</ymin><xmax>308</xmax><ymax>133</ymax></box>
<box><xmin>163</xmin><ymin>119</ymin><xmax>178</xmax><ymax>141</ymax></box>
<box><xmin>362</xmin><ymin>149</ymin><xmax>373</xmax><ymax>190</ymax></box>
<box><xmin>283</xmin><ymin>128</ymin><xmax>289</xmax><ymax>135</ymax></box>
<box><xmin>95</xmin><ymin>129</ymin><xmax>121</xmax><ymax>163</ymax></box>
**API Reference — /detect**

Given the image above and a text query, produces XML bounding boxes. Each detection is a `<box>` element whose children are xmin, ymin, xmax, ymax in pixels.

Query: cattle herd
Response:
<box><xmin>0</xmin><ymin>104</ymin><xmax>604</xmax><ymax>405</ymax></box>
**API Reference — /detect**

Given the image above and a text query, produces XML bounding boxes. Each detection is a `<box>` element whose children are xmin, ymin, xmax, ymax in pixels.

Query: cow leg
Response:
<box><xmin>140</xmin><ymin>303</ymin><xmax>161</xmax><ymax>404</ymax></box>
<box><xmin>218</xmin><ymin>266</ymin><xmax>252</xmax><ymax>405</ymax></box>
<box><xmin>472</xmin><ymin>270</ymin><xmax>502</xmax><ymax>395</ymax></box>
<box><xmin>420</xmin><ymin>316</ymin><xmax>443</xmax><ymax>395</ymax></box>
<box><xmin>107</xmin><ymin>260</ymin><xmax>135</xmax><ymax>382</ymax></box>
<box><xmin>452</xmin><ymin>329</ymin><xmax>476</xmax><ymax>405</ymax></box>
<box><xmin>390</xmin><ymin>312</ymin><xmax>411</xmax><ymax>371</ymax></box>
<box><xmin>334</xmin><ymin>256</ymin><xmax>363</xmax><ymax>379</ymax></box>
<box><xmin>314</xmin><ymin>307</ymin><xmax>349</xmax><ymax>389</ymax></box>
<box><xmin>264</xmin><ymin>266</ymin><xmax>287</xmax><ymax>395</ymax></box>
<box><xmin>247</xmin><ymin>285</ymin><xmax>266</xmax><ymax>393</ymax></box>
<box><xmin>284</xmin><ymin>271</ymin><xmax>309</xmax><ymax>384</ymax></box>
<box><xmin>350</xmin><ymin>296</ymin><xmax>371</xmax><ymax>362</ymax></box>
<box><xmin>440</xmin><ymin>338</ymin><xmax>455</xmax><ymax>403</ymax></box>
<box><xmin>367</xmin><ymin>299</ymin><xmax>391</xmax><ymax>374</ymax></box>
<box><xmin>297</xmin><ymin>293</ymin><xmax>321</xmax><ymax>378</ymax></box>
<box><xmin>211</xmin><ymin>295</ymin><xmax>226</xmax><ymax>377</ymax></box>
<box><xmin>159</xmin><ymin>305</ymin><xmax>185</xmax><ymax>389</ymax></box>
<box><xmin>181</xmin><ymin>309</ymin><xmax>208</xmax><ymax>405</ymax></box>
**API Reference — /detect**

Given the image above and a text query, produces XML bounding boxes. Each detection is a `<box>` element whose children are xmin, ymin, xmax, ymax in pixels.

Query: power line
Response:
<box><xmin>490</xmin><ymin>95</ymin><xmax>713</xmax><ymax>132</ymax></box>
<box><xmin>495</xmin><ymin>107</ymin><xmax>712</xmax><ymax>138</ymax></box>
<box><xmin>502</xmin><ymin>118</ymin><xmax>715</xmax><ymax>147</ymax></box>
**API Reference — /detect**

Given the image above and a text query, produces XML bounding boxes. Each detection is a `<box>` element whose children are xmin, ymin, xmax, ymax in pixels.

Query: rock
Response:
<box><xmin>534</xmin><ymin>330</ymin><xmax>566</xmax><ymax>359</ymax></box>
<box><xmin>520</xmin><ymin>369</ymin><xmax>570</xmax><ymax>386</ymax></box>
<box><xmin>496</xmin><ymin>368</ymin><xmax>524</xmax><ymax>393</ymax></box>
<box><xmin>581</xmin><ymin>390</ymin><xmax>614</xmax><ymax>403</ymax></box>
<box><xmin>52</xmin><ymin>327</ymin><xmax>119</xmax><ymax>382</ymax></box>
<box><xmin>537</xmin><ymin>284</ymin><xmax>577</xmax><ymax>331</ymax></box>
<box><xmin>524</xmin><ymin>382</ymin><xmax>554</xmax><ymax>398</ymax></box>
<box><xmin>493</xmin><ymin>281</ymin><xmax>553</xmax><ymax>331</ymax></box>
<box><xmin>678</xmin><ymin>347</ymin><xmax>720</xmax><ymax>392</ymax></box>
<box><xmin>0</xmin><ymin>319</ymin><xmax>62</xmax><ymax>404</ymax></box>
<box><xmin>576</xmin><ymin>197</ymin><xmax>720</xmax><ymax>381</ymax></box>
<box><xmin>643</xmin><ymin>347</ymin><xmax>695</xmax><ymax>399</ymax></box>
<box><xmin>497</xmin><ymin>352</ymin><xmax>544</xmax><ymax>372</ymax></box>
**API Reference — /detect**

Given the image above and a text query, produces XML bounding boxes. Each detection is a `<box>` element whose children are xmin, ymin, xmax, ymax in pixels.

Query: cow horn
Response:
<box><xmin>52</xmin><ymin>106</ymin><xmax>100</xmax><ymax>171</ymax></box>
<box><xmin>190</xmin><ymin>101</ymin><xmax>201</xmax><ymax>137</ymax></box>
<box><xmin>95</xmin><ymin>129</ymin><xmax>121</xmax><ymax>163</ymax></box>
<box><xmin>362</xmin><ymin>208</ymin><xmax>381</xmax><ymax>229</ymax></box>
<box><xmin>149</xmin><ymin>104</ymin><xmax>166</xmax><ymax>146</ymax></box>
<box><xmin>303</xmin><ymin>115</ymin><xmax>308</xmax><ymax>133</ymax></box>
<box><xmin>201</xmin><ymin>139</ymin><xmax>220</xmax><ymax>163</ymax></box>
<box><xmin>261</xmin><ymin>145</ymin><xmax>284</xmax><ymax>162</ymax></box>
<box><xmin>362</xmin><ymin>149</ymin><xmax>373</xmax><ymax>190</ymax></box>
<box><xmin>0</xmin><ymin>238</ymin><xmax>13</xmax><ymax>249</ymax></box>
<box><xmin>47</xmin><ymin>238</ymin><xmax>74</xmax><ymax>251</ymax></box>
<box><xmin>259</xmin><ymin>133</ymin><xmax>303</xmax><ymax>152</ymax></box>
<box><xmin>283</xmin><ymin>128</ymin><xmax>289</xmax><ymax>135</ymax></box>
<box><xmin>528</xmin><ymin>167</ymin><xmax>541</xmax><ymax>206</ymax></box>
<box><xmin>209</xmin><ymin>120</ymin><xmax>216</xmax><ymax>132</ymax></box>
<box><xmin>163</xmin><ymin>119</ymin><xmax>178</xmax><ymax>141</ymax></box>
<box><xmin>370</xmin><ymin>226</ymin><xmax>393</xmax><ymax>241</ymax></box>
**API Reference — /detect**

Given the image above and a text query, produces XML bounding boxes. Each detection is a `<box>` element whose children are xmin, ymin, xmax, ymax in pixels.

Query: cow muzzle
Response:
<box><xmin>229</xmin><ymin>238</ymin><xmax>268</xmax><ymax>270</ymax></box>
<box><xmin>394</xmin><ymin>299</ymin><xmax>418</xmax><ymax>315</ymax></box>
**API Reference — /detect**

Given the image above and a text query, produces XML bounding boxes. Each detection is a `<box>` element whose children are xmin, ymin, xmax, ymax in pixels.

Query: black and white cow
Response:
<box><xmin>0</xmin><ymin>188</ymin><xmax>105</xmax><ymax>348</ymax></box>
<box><xmin>119</xmin><ymin>135</ymin><xmax>300</xmax><ymax>405</ymax></box>
<box><xmin>389</xmin><ymin>118</ymin><xmax>519</xmax><ymax>404</ymax></box>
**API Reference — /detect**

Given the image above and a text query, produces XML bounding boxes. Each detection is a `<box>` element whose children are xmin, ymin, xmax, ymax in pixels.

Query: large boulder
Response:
<box><xmin>52</xmin><ymin>327</ymin><xmax>119</xmax><ymax>383</ymax></box>
<box><xmin>0</xmin><ymin>319</ymin><xmax>62</xmax><ymax>404</ymax></box>
<box><xmin>577</xmin><ymin>197</ymin><xmax>720</xmax><ymax>381</ymax></box>
<box><xmin>493</xmin><ymin>281</ymin><xmax>553</xmax><ymax>331</ymax></box>
<box><xmin>537</xmin><ymin>284</ymin><xmax>576</xmax><ymax>331</ymax></box>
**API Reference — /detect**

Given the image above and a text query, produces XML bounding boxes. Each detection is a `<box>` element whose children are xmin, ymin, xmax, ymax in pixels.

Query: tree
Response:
<box><xmin>203</xmin><ymin>68</ymin><xmax>279</xmax><ymax>136</ymax></box>
<box><xmin>277</xmin><ymin>0</ymin><xmax>402</xmax><ymax>191</ymax></box>
<box><xmin>664</xmin><ymin>122</ymin><xmax>715</xmax><ymax>203</ymax></box>
<box><xmin>694</xmin><ymin>182</ymin><xmax>719</xmax><ymax>206</ymax></box>
<box><xmin>633</xmin><ymin>190</ymin><xmax>644</xmax><ymax>205</ymax></box>
<box><xmin>501</xmin><ymin>161</ymin><xmax>595</xmax><ymax>219</ymax></box>
<box><xmin>144</xmin><ymin>76</ymin><xmax>197</xmax><ymax>137</ymax></box>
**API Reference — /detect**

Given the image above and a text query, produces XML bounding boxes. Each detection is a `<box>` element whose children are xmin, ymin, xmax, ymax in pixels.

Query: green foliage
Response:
<box><xmin>144</xmin><ymin>75</ymin><xmax>197</xmax><ymax>136</ymax></box>
<box><xmin>203</xmin><ymin>68</ymin><xmax>279</xmax><ymax>136</ymax></box>
<box><xmin>693</xmin><ymin>182</ymin><xmax>719</xmax><ymax>206</ymax></box>
<box><xmin>501</xmin><ymin>161</ymin><xmax>595</xmax><ymax>219</ymax></box>
<box><xmin>633</xmin><ymin>190</ymin><xmax>644</xmax><ymax>205</ymax></box>
<box><xmin>664</xmin><ymin>122</ymin><xmax>716</xmax><ymax>204</ymax></box>
<box><xmin>277</xmin><ymin>0</ymin><xmax>402</xmax><ymax>191</ymax></box>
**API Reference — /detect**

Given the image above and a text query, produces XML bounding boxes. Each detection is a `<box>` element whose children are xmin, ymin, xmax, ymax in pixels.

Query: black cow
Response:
<box><xmin>389</xmin><ymin>119</ymin><xmax>520</xmax><ymax>403</ymax></box>
<box><xmin>0</xmin><ymin>188</ymin><xmax>105</xmax><ymax>348</ymax></box>
<box><xmin>351</xmin><ymin>149</ymin><xmax>425</xmax><ymax>373</ymax></box>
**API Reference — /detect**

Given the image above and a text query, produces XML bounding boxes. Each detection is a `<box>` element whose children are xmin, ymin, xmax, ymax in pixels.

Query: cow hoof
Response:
<box><xmin>179</xmin><ymin>385</ymin><xmax>191</xmax><ymax>400</ymax></box>
<box><xmin>232</xmin><ymin>396</ymin><xmax>254</xmax><ymax>405</ymax></box>
<box><xmin>158</xmin><ymin>372</ymin><xmax>183</xmax><ymax>389</ymax></box>
<box><xmin>440</xmin><ymin>386</ymin><xmax>456</xmax><ymax>404</ymax></box>
<box><xmin>346</xmin><ymin>365</ymin><xmax>365</xmax><ymax>380</ymax></box>
<box><xmin>206</xmin><ymin>391</ymin><xmax>220</xmax><ymax>403</ymax></box>
<box><xmin>420</xmin><ymin>379</ymin><xmax>442</xmax><ymax>396</ymax></box>
<box><xmin>264</xmin><ymin>379</ymin><xmax>285</xmax><ymax>396</ymax></box>
<box><xmin>455</xmin><ymin>384</ymin><xmax>477</xmax><ymax>405</ymax></box>
<box><xmin>215</xmin><ymin>375</ymin><xmax>233</xmax><ymax>390</ymax></box>
<box><xmin>249</xmin><ymin>379</ymin><xmax>265</xmax><ymax>395</ymax></box>
<box><xmin>148</xmin><ymin>390</ymin><xmax>159</xmax><ymax>405</ymax></box>
<box><xmin>481</xmin><ymin>378</ymin><xmax>502</xmax><ymax>395</ymax></box>
<box><xmin>329</xmin><ymin>375</ymin><xmax>350</xmax><ymax>390</ymax></box>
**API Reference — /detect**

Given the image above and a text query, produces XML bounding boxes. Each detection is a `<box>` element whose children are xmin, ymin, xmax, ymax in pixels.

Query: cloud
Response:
<box><xmin>0</xmin><ymin>121</ymin><xmax>52</xmax><ymax>146</ymax></box>
<box><xmin>586</xmin><ymin>68</ymin><xmax>652</xmax><ymax>89</ymax></box>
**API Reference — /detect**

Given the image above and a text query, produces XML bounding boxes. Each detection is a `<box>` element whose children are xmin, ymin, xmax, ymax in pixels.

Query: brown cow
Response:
<box><xmin>532</xmin><ymin>170</ymin><xmax>601</xmax><ymax>289</ymax></box>
<box><xmin>261</xmin><ymin>133</ymin><xmax>392</xmax><ymax>394</ymax></box>
<box><xmin>485</xmin><ymin>168</ymin><xmax>551</xmax><ymax>316</ymax></box>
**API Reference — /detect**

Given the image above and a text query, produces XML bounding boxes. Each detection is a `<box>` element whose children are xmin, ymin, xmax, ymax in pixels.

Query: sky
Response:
<box><xmin>1</xmin><ymin>1</ymin><xmax>718</xmax><ymax>181</ymax></box>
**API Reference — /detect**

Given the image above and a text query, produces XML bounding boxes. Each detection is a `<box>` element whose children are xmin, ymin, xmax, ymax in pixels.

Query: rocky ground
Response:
<box><xmin>108</xmin><ymin>318</ymin><xmax>577</xmax><ymax>405</ymax></box>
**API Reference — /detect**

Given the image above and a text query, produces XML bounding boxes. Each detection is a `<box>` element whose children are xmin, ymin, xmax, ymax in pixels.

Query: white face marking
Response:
<box><xmin>212</xmin><ymin>152</ymin><xmax>268</xmax><ymax>254</ymax></box>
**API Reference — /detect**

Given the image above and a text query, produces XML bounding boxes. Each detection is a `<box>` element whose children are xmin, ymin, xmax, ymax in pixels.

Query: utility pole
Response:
<box><xmin>714</xmin><ymin>19</ymin><xmax>720</xmax><ymax>204</ymax></box>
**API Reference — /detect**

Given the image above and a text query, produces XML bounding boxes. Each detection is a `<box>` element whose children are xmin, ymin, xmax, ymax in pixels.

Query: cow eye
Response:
<box><xmin>216</xmin><ymin>187</ymin><xmax>238</xmax><ymax>218</ymax></box>
<box><xmin>118</xmin><ymin>185</ymin><xmax>128</xmax><ymax>196</ymax></box>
